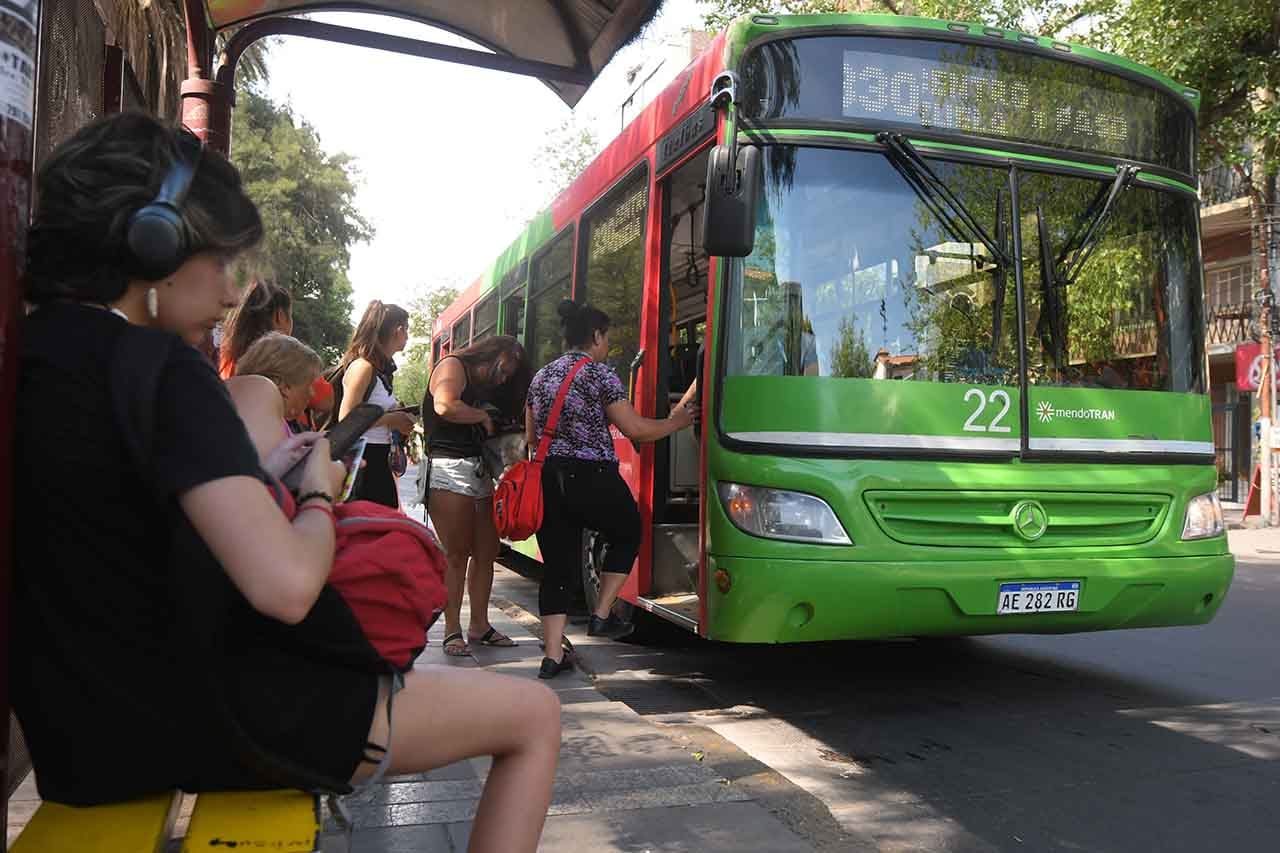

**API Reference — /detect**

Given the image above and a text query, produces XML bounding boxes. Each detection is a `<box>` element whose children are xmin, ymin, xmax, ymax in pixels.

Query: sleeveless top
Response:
<box><xmin>423</xmin><ymin>355</ymin><xmax>482</xmax><ymax>459</ymax></box>
<box><xmin>361</xmin><ymin>367</ymin><xmax>399</xmax><ymax>445</ymax></box>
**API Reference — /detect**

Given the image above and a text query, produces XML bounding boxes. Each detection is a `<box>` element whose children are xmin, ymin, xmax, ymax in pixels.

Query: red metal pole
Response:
<box><xmin>180</xmin><ymin>0</ymin><xmax>232</xmax><ymax>156</ymax></box>
<box><xmin>0</xmin><ymin>0</ymin><xmax>39</xmax><ymax>824</ymax></box>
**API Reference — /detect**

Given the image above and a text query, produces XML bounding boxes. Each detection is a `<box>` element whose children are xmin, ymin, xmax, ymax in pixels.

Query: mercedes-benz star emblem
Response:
<box><xmin>1011</xmin><ymin>500</ymin><xmax>1049</xmax><ymax>541</ymax></box>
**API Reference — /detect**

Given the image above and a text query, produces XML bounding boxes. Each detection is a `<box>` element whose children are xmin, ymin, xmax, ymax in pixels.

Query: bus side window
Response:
<box><xmin>579</xmin><ymin>167</ymin><xmax>648</xmax><ymax>385</ymax></box>
<box><xmin>528</xmin><ymin>228</ymin><xmax>575</xmax><ymax>369</ymax></box>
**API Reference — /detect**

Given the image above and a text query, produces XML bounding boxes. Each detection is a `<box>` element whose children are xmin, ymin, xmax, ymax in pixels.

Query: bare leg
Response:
<box><xmin>354</xmin><ymin>667</ymin><xmax>560</xmax><ymax>853</ymax></box>
<box><xmin>429</xmin><ymin>489</ymin><xmax>477</xmax><ymax>647</ymax></box>
<box><xmin>541</xmin><ymin>613</ymin><xmax>568</xmax><ymax>664</ymax></box>
<box><xmin>593</xmin><ymin>572</ymin><xmax>629</xmax><ymax>620</ymax></box>
<box><xmin>467</xmin><ymin>497</ymin><xmax>501</xmax><ymax>638</ymax></box>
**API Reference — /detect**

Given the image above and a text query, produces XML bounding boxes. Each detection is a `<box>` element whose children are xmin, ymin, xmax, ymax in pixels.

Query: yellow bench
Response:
<box><xmin>11</xmin><ymin>787</ymin><xmax>339</xmax><ymax>852</ymax></box>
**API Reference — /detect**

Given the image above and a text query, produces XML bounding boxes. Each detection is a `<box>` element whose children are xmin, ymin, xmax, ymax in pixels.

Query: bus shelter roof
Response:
<box><xmin>203</xmin><ymin>0</ymin><xmax>664</xmax><ymax>106</ymax></box>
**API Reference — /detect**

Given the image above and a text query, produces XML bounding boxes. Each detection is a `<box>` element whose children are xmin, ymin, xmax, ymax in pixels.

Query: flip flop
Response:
<box><xmin>469</xmin><ymin>626</ymin><xmax>517</xmax><ymax>647</ymax></box>
<box><xmin>442</xmin><ymin>632</ymin><xmax>470</xmax><ymax>656</ymax></box>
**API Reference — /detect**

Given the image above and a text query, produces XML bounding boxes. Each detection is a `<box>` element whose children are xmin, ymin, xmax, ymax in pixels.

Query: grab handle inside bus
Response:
<box><xmin>628</xmin><ymin>348</ymin><xmax>645</xmax><ymax>405</ymax></box>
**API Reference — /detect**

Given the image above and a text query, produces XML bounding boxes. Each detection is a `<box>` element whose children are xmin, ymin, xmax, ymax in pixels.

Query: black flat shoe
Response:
<box><xmin>587</xmin><ymin>614</ymin><xmax>634</xmax><ymax>640</ymax></box>
<box><xmin>538</xmin><ymin>655</ymin><xmax>573</xmax><ymax>679</ymax></box>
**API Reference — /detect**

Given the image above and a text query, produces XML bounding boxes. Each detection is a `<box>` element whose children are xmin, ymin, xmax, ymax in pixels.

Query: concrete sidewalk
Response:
<box><xmin>1228</xmin><ymin>526</ymin><xmax>1280</xmax><ymax>562</ymax></box>
<box><xmin>347</xmin><ymin>600</ymin><xmax>815</xmax><ymax>852</ymax></box>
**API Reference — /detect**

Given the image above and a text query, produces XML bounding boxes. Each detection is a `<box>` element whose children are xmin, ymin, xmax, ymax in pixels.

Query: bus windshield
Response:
<box><xmin>723</xmin><ymin>146</ymin><xmax>1204</xmax><ymax>394</ymax></box>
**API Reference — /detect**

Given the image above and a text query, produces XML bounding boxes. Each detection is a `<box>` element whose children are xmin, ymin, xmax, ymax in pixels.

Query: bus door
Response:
<box><xmin>643</xmin><ymin>147</ymin><xmax>712</xmax><ymax>630</ymax></box>
<box><xmin>575</xmin><ymin>168</ymin><xmax>653</xmax><ymax>605</ymax></box>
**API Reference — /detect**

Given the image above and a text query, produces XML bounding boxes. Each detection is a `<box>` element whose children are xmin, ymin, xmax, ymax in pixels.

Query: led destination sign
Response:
<box><xmin>740</xmin><ymin>36</ymin><xmax>1195</xmax><ymax>175</ymax></box>
<box><xmin>842</xmin><ymin>50</ymin><xmax>1132</xmax><ymax>153</ymax></box>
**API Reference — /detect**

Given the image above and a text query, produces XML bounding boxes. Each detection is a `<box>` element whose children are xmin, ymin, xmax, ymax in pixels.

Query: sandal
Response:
<box><xmin>469</xmin><ymin>626</ymin><xmax>517</xmax><ymax>648</ymax></box>
<box><xmin>442</xmin><ymin>632</ymin><xmax>470</xmax><ymax>656</ymax></box>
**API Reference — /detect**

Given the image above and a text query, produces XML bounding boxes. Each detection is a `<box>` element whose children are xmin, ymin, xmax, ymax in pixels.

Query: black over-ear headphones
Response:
<box><xmin>125</xmin><ymin>128</ymin><xmax>203</xmax><ymax>281</ymax></box>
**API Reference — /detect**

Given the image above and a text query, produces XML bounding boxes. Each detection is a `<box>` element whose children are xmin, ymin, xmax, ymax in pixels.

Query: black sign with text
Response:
<box><xmin>657</xmin><ymin>102</ymin><xmax>716</xmax><ymax>175</ymax></box>
<box><xmin>741</xmin><ymin>35</ymin><xmax>1195</xmax><ymax>176</ymax></box>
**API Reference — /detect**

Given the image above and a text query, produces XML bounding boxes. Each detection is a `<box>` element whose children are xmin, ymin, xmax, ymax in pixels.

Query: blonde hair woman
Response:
<box><xmin>228</xmin><ymin>332</ymin><xmax>325</xmax><ymax>458</ymax></box>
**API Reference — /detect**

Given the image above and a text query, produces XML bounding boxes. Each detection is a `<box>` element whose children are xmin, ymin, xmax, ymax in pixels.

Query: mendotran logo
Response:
<box><xmin>1036</xmin><ymin>401</ymin><xmax>1116</xmax><ymax>423</ymax></box>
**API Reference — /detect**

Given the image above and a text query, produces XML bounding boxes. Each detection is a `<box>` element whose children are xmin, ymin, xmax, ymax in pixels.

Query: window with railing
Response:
<box><xmin>1206</xmin><ymin>263</ymin><xmax>1251</xmax><ymax>310</ymax></box>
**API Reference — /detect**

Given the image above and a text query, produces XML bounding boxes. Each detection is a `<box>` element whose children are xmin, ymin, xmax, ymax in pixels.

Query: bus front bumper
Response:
<box><xmin>703</xmin><ymin>552</ymin><xmax>1235</xmax><ymax>644</ymax></box>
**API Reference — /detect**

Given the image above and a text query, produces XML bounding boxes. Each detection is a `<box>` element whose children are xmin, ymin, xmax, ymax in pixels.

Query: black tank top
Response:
<box><xmin>423</xmin><ymin>355</ymin><xmax>483</xmax><ymax>458</ymax></box>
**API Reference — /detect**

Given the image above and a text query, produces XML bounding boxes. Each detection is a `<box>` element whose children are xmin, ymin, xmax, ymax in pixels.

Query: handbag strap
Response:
<box><xmin>535</xmin><ymin>356</ymin><xmax>592</xmax><ymax>463</ymax></box>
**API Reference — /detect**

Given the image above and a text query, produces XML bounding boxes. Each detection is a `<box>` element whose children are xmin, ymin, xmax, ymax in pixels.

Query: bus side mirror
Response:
<box><xmin>702</xmin><ymin>143</ymin><xmax>760</xmax><ymax>258</ymax></box>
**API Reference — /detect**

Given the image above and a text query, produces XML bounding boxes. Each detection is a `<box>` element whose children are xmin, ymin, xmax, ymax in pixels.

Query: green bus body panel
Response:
<box><xmin>702</xmin><ymin>451</ymin><xmax>1231</xmax><ymax>643</ymax></box>
<box><xmin>719</xmin><ymin>378</ymin><xmax>1210</xmax><ymax>447</ymax></box>
<box><xmin>725</xmin><ymin>14</ymin><xmax>1199</xmax><ymax>112</ymax></box>
<box><xmin>480</xmin><ymin>209</ymin><xmax>555</xmax><ymax>301</ymax></box>
<box><xmin>704</xmin><ymin>552</ymin><xmax>1232</xmax><ymax>643</ymax></box>
<box><xmin>1028</xmin><ymin>387</ymin><xmax>1211</xmax><ymax>445</ymax></box>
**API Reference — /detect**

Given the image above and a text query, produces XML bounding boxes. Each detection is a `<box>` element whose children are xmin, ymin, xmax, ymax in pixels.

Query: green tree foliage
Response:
<box><xmin>1089</xmin><ymin>0</ymin><xmax>1279</xmax><ymax>304</ymax></box>
<box><xmin>703</xmin><ymin>0</ymin><xmax>1113</xmax><ymax>37</ymax></box>
<box><xmin>232</xmin><ymin>88</ymin><xmax>373</xmax><ymax>365</ymax></box>
<box><xmin>534</xmin><ymin>115</ymin><xmax>601</xmax><ymax>199</ymax></box>
<box><xmin>394</xmin><ymin>284</ymin><xmax>461</xmax><ymax>408</ymax></box>
<box><xmin>829</xmin><ymin>317</ymin><xmax>874</xmax><ymax>377</ymax></box>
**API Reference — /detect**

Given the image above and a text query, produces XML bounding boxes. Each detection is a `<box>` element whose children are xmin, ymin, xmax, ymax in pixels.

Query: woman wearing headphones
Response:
<box><xmin>11</xmin><ymin>113</ymin><xmax>558</xmax><ymax>852</ymax></box>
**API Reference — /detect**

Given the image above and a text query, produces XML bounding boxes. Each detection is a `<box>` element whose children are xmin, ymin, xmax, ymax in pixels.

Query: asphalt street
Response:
<box><xmin>489</xmin><ymin>533</ymin><xmax>1280</xmax><ymax>853</ymax></box>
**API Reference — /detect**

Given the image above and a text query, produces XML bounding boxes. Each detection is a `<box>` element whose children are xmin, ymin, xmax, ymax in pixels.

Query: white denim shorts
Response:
<box><xmin>428</xmin><ymin>456</ymin><xmax>494</xmax><ymax>499</ymax></box>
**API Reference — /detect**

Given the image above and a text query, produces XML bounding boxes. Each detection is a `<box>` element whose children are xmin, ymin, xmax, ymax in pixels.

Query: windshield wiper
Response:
<box><xmin>1054</xmin><ymin>164</ymin><xmax>1140</xmax><ymax>286</ymax></box>
<box><xmin>877</xmin><ymin>132</ymin><xmax>1012</xmax><ymax>269</ymax></box>
<box><xmin>1036</xmin><ymin>206</ymin><xmax>1066</xmax><ymax>371</ymax></box>
<box><xmin>992</xmin><ymin>191</ymin><xmax>1009</xmax><ymax>354</ymax></box>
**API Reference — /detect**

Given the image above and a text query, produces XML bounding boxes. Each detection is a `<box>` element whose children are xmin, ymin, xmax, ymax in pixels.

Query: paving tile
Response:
<box><xmin>350</xmin><ymin>822</ymin><xmax>454</xmax><ymax>853</ymax></box>
<box><xmin>352</xmin><ymin>798</ymin><xmax>478</xmax><ymax>829</ymax></box>
<box><xmin>580</xmin><ymin>781</ymin><xmax>750</xmax><ymax>812</ymax></box>
<box><xmin>346</xmin><ymin>779</ymin><xmax>483</xmax><ymax>807</ymax></box>
<box><xmin>444</xmin><ymin>821</ymin><xmax>471</xmax><ymax>852</ymax></box>
<box><xmin>554</xmin><ymin>764</ymin><xmax>725</xmax><ymax>795</ymax></box>
<box><xmin>534</xmin><ymin>802</ymin><xmax>814</xmax><ymax>852</ymax></box>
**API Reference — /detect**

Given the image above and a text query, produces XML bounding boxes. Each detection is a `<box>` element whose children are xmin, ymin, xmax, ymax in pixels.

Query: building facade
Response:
<box><xmin>1201</xmin><ymin>156</ymin><xmax>1277</xmax><ymax>504</ymax></box>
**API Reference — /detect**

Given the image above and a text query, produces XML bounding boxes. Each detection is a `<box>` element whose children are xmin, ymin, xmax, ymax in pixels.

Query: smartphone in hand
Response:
<box><xmin>281</xmin><ymin>403</ymin><xmax>383</xmax><ymax>492</ymax></box>
<box><xmin>338</xmin><ymin>438</ymin><xmax>368</xmax><ymax>502</ymax></box>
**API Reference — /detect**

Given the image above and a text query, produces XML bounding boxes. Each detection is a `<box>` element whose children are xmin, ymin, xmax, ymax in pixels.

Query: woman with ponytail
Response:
<box><xmin>524</xmin><ymin>300</ymin><xmax>695</xmax><ymax>679</ymax></box>
<box><xmin>218</xmin><ymin>280</ymin><xmax>293</xmax><ymax>378</ymax></box>
<box><xmin>219</xmin><ymin>281</ymin><xmax>334</xmax><ymax>429</ymax></box>
<box><xmin>335</xmin><ymin>300</ymin><xmax>417</xmax><ymax>507</ymax></box>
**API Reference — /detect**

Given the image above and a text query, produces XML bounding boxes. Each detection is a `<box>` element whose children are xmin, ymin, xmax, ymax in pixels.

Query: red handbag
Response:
<box><xmin>493</xmin><ymin>357</ymin><xmax>591</xmax><ymax>540</ymax></box>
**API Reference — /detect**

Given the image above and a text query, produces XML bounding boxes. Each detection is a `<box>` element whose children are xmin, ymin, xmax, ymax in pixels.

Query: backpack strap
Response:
<box><xmin>534</xmin><ymin>357</ymin><xmax>591</xmax><ymax>463</ymax></box>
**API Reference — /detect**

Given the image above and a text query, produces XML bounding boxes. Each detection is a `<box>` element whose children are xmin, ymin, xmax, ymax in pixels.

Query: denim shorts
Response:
<box><xmin>428</xmin><ymin>456</ymin><xmax>494</xmax><ymax>499</ymax></box>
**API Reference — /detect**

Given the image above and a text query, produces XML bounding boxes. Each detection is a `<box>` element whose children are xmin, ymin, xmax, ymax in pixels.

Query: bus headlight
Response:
<box><xmin>717</xmin><ymin>482</ymin><xmax>852</xmax><ymax>545</ymax></box>
<box><xmin>1181</xmin><ymin>492</ymin><xmax>1224</xmax><ymax>540</ymax></box>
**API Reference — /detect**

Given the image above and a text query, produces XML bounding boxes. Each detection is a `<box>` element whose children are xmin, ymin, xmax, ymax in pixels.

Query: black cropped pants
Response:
<box><xmin>534</xmin><ymin>457</ymin><xmax>641</xmax><ymax>616</ymax></box>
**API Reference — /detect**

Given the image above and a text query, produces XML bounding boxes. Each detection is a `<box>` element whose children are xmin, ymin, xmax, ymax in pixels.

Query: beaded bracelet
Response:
<box><xmin>297</xmin><ymin>490</ymin><xmax>334</xmax><ymax>505</ymax></box>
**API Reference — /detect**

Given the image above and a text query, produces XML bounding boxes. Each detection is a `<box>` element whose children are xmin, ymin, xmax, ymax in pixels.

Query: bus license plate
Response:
<box><xmin>997</xmin><ymin>581</ymin><xmax>1080</xmax><ymax>614</ymax></box>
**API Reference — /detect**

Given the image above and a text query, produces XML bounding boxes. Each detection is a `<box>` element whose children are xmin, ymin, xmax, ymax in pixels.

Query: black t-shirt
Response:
<box><xmin>11</xmin><ymin>303</ymin><xmax>378</xmax><ymax>804</ymax></box>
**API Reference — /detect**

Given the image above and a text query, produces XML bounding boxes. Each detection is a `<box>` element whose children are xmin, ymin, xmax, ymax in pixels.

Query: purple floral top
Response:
<box><xmin>528</xmin><ymin>351</ymin><xmax>625</xmax><ymax>462</ymax></box>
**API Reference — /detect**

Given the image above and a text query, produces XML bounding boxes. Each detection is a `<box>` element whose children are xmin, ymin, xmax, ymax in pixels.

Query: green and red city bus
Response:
<box><xmin>431</xmin><ymin>13</ymin><xmax>1233</xmax><ymax>644</ymax></box>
